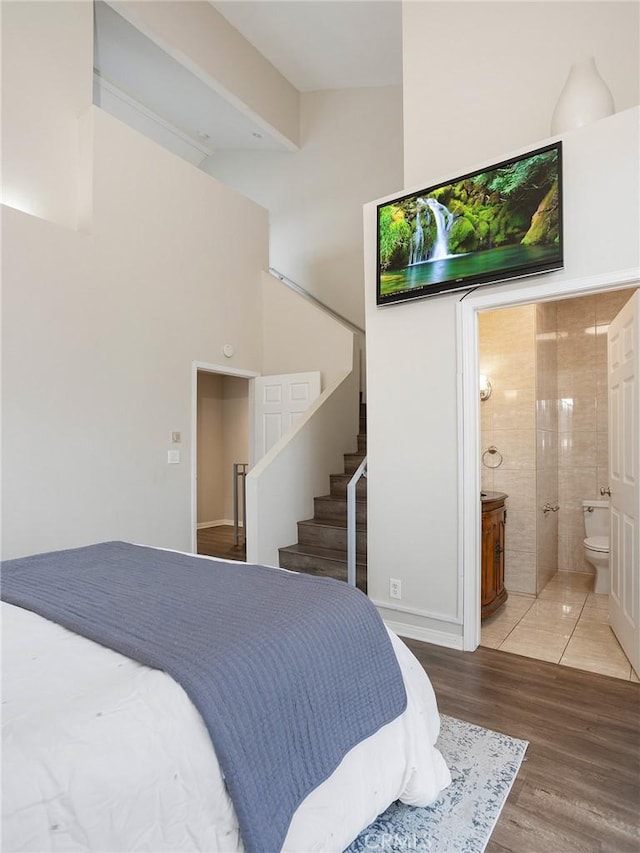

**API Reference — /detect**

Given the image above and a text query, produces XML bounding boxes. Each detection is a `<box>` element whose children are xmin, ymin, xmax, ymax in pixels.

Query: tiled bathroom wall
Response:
<box><xmin>480</xmin><ymin>286</ymin><xmax>637</xmax><ymax>593</ymax></box>
<box><xmin>479</xmin><ymin>305</ymin><xmax>537</xmax><ymax>594</ymax></box>
<box><xmin>556</xmin><ymin>288</ymin><xmax>637</xmax><ymax>572</ymax></box>
<box><xmin>535</xmin><ymin>301</ymin><xmax>558</xmax><ymax>592</ymax></box>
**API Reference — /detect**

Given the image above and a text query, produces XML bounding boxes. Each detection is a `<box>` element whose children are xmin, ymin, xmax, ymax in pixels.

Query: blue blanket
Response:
<box><xmin>1</xmin><ymin>542</ymin><xmax>407</xmax><ymax>853</ymax></box>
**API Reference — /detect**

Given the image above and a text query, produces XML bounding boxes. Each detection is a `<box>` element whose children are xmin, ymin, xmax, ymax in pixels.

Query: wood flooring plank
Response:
<box><xmin>601</xmin><ymin>840</ymin><xmax>640</xmax><ymax>853</ymax></box>
<box><xmin>529</xmin><ymin>750</ymin><xmax>640</xmax><ymax>816</ymax></box>
<box><xmin>513</xmin><ymin>775</ymin><xmax>638</xmax><ymax>850</ymax></box>
<box><xmin>403</xmin><ymin>639</ymin><xmax>640</xmax><ymax>852</ymax></box>
<box><xmin>488</xmin><ymin>805</ymin><xmax>602</xmax><ymax>853</ymax></box>
<box><xmin>196</xmin><ymin>525</ymin><xmax>246</xmax><ymax>562</ymax></box>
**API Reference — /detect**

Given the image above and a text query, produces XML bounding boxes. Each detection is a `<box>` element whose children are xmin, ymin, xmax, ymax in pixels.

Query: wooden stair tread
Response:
<box><xmin>314</xmin><ymin>493</ymin><xmax>367</xmax><ymax>504</ymax></box>
<box><xmin>298</xmin><ymin>517</ymin><xmax>367</xmax><ymax>530</ymax></box>
<box><xmin>279</xmin><ymin>542</ymin><xmax>367</xmax><ymax>565</ymax></box>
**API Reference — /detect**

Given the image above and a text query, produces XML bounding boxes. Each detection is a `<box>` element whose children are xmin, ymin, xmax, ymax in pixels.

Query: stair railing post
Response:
<box><xmin>347</xmin><ymin>457</ymin><xmax>367</xmax><ymax>588</ymax></box>
<box><xmin>233</xmin><ymin>463</ymin><xmax>248</xmax><ymax>546</ymax></box>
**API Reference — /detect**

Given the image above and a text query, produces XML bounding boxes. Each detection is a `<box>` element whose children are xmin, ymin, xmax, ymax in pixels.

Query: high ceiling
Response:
<box><xmin>212</xmin><ymin>1</ymin><xmax>403</xmax><ymax>92</ymax></box>
<box><xmin>93</xmin><ymin>1</ymin><xmax>403</xmax><ymax>161</ymax></box>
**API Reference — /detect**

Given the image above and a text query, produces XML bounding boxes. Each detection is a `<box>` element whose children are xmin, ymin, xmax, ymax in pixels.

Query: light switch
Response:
<box><xmin>168</xmin><ymin>450</ymin><xmax>180</xmax><ymax>464</ymax></box>
<box><xmin>171</xmin><ymin>431</ymin><xmax>181</xmax><ymax>443</ymax></box>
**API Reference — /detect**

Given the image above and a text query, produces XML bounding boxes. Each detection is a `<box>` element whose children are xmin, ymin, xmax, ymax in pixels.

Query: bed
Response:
<box><xmin>1</xmin><ymin>542</ymin><xmax>451</xmax><ymax>852</ymax></box>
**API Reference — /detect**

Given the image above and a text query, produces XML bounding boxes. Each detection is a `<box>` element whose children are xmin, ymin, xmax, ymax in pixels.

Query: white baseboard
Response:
<box><xmin>196</xmin><ymin>519</ymin><xmax>243</xmax><ymax>530</ymax></box>
<box><xmin>382</xmin><ymin>618</ymin><xmax>464</xmax><ymax>650</ymax></box>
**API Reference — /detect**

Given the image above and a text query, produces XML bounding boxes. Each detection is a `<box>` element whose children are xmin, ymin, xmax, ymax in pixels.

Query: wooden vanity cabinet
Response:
<box><xmin>481</xmin><ymin>492</ymin><xmax>508</xmax><ymax>620</ymax></box>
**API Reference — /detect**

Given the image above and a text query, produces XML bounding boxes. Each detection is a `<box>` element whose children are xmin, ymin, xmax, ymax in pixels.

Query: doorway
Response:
<box><xmin>457</xmin><ymin>269</ymin><xmax>639</xmax><ymax>655</ymax></box>
<box><xmin>191</xmin><ymin>363</ymin><xmax>323</xmax><ymax>560</ymax></box>
<box><xmin>191</xmin><ymin>362</ymin><xmax>258</xmax><ymax>559</ymax></box>
<box><xmin>476</xmin><ymin>288</ymin><xmax>638</xmax><ymax>679</ymax></box>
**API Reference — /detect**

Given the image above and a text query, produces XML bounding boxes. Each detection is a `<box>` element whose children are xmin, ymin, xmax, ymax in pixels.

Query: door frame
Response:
<box><xmin>191</xmin><ymin>361</ymin><xmax>259</xmax><ymax>554</ymax></box>
<box><xmin>457</xmin><ymin>268</ymin><xmax>639</xmax><ymax>651</ymax></box>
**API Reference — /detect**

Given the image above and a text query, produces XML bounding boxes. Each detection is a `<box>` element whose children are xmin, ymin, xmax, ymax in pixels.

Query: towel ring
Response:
<box><xmin>482</xmin><ymin>445</ymin><xmax>503</xmax><ymax>468</ymax></box>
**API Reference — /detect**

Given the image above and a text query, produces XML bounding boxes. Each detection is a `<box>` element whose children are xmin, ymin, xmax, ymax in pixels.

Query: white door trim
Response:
<box><xmin>191</xmin><ymin>361</ymin><xmax>260</xmax><ymax>554</ymax></box>
<box><xmin>457</xmin><ymin>267</ymin><xmax>639</xmax><ymax>651</ymax></box>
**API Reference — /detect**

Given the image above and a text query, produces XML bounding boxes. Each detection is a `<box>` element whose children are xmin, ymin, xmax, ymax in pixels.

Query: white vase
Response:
<box><xmin>550</xmin><ymin>57</ymin><xmax>615</xmax><ymax>135</ymax></box>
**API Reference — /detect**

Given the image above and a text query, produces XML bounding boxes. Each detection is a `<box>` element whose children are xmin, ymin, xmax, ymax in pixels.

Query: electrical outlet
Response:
<box><xmin>389</xmin><ymin>578</ymin><xmax>402</xmax><ymax>600</ymax></box>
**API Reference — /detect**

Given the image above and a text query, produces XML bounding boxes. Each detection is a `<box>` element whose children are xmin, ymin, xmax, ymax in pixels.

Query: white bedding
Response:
<box><xmin>2</xmin><ymin>565</ymin><xmax>450</xmax><ymax>853</ymax></box>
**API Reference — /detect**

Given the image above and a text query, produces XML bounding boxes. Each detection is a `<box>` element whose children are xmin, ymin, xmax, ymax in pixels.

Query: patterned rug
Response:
<box><xmin>345</xmin><ymin>715</ymin><xmax>528</xmax><ymax>853</ymax></box>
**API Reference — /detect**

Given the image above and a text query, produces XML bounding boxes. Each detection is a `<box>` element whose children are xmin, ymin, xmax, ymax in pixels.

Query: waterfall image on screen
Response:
<box><xmin>377</xmin><ymin>142</ymin><xmax>563</xmax><ymax>306</ymax></box>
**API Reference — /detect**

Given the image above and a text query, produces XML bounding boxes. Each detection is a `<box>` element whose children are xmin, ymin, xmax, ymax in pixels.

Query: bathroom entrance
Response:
<box><xmin>458</xmin><ymin>280</ymin><xmax>639</xmax><ymax>679</ymax></box>
<box><xmin>478</xmin><ymin>291</ymin><xmax>637</xmax><ymax>594</ymax></box>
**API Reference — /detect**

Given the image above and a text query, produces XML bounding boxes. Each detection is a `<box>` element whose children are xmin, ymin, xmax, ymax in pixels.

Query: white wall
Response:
<box><xmin>402</xmin><ymin>1</ymin><xmax>639</xmax><ymax>186</ymax></box>
<box><xmin>203</xmin><ymin>86</ymin><xmax>404</xmax><ymax>329</ymax></box>
<box><xmin>1</xmin><ymin>106</ymin><xmax>269</xmax><ymax>560</ymax></box>
<box><xmin>0</xmin><ymin>1</ymin><xmax>93</xmax><ymax>227</ymax></box>
<box><xmin>261</xmin><ymin>271</ymin><xmax>362</xmax><ymax>389</ymax></box>
<box><xmin>365</xmin><ymin>0</ymin><xmax>639</xmax><ymax>646</ymax></box>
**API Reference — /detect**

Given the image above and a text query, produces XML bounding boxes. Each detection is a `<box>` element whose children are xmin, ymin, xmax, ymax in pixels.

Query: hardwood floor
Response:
<box><xmin>405</xmin><ymin>640</ymin><xmax>640</xmax><ymax>852</ymax></box>
<box><xmin>197</xmin><ymin>525</ymin><xmax>246</xmax><ymax>561</ymax></box>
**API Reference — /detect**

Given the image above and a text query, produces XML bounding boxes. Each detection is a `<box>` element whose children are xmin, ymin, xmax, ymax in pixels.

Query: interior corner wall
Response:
<box><xmin>365</xmin><ymin>0</ymin><xmax>639</xmax><ymax>644</ymax></box>
<box><xmin>2</xmin><ymin>106</ymin><xmax>269</xmax><ymax>560</ymax></box>
<box><xmin>203</xmin><ymin>86</ymin><xmax>404</xmax><ymax>330</ymax></box>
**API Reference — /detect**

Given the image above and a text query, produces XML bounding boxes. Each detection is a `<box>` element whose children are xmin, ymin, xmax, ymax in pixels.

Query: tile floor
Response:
<box><xmin>481</xmin><ymin>571</ymin><xmax>639</xmax><ymax>681</ymax></box>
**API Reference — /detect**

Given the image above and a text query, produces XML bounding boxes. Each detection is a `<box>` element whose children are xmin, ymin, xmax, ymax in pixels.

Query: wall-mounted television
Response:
<box><xmin>376</xmin><ymin>142</ymin><xmax>563</xmax><ymax>306</ymax></box>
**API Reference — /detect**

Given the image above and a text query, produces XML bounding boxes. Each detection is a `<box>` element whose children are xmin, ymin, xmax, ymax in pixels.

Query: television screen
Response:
<box><xmin>376</xmin><ymin>142</ymin><xmax>563</xmax><ymax>306</ymax></box>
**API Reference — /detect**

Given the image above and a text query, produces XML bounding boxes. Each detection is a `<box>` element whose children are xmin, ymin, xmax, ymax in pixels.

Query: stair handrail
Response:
<box><xmin>347</xmin><ymin>456</ymin><xmax>367</xmax><ymax>587</ymax></box>
<box><xmin>268</xmin><ymin>267</ymin><xmax>365</xmax><ymax>337</ymax></box>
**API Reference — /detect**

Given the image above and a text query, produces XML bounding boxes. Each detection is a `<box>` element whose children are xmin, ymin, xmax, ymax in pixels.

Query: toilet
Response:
<box><xmin>582</xmin><ymin>499</ymin><xmax>610</xmax><ymax>594</ymax></box>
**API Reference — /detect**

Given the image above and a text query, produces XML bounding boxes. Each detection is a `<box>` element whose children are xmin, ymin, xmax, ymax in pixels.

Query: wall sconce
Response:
<box><xmin>479</xmin><ymin>374</ymin><xmax>492</xmax><ymax>401</ymax></box>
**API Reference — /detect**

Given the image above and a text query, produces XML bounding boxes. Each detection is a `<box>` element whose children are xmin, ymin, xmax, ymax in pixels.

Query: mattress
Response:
<box><xmin>1</xmin><ymin>553</ymin><xmax>451</xmax><ymax>852</ymax></box>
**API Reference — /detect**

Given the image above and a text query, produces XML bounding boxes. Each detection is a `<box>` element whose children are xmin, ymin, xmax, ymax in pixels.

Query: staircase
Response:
<box><xmin>278</xmin><ymin>402</ymin><xmax>367</xmax><ymax>591</ymax></box>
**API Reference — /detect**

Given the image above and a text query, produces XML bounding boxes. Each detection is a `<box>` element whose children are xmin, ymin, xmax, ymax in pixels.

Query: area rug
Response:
<box><xmin>345</xmin><ymin>715</ymin><xmax>528</xmax><ymax>853</ymax></box>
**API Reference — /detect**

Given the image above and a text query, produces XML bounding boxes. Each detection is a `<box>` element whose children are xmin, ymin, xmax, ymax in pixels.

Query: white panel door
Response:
<box><xmin>608</xmin><ymin>290</ymin><xmax>640</xmax><ymax>674</ymax></box>
<box><xmin>252</xmin><ymin>371</ymin><xmax>321</xmax><ymax>463</ymax></box>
